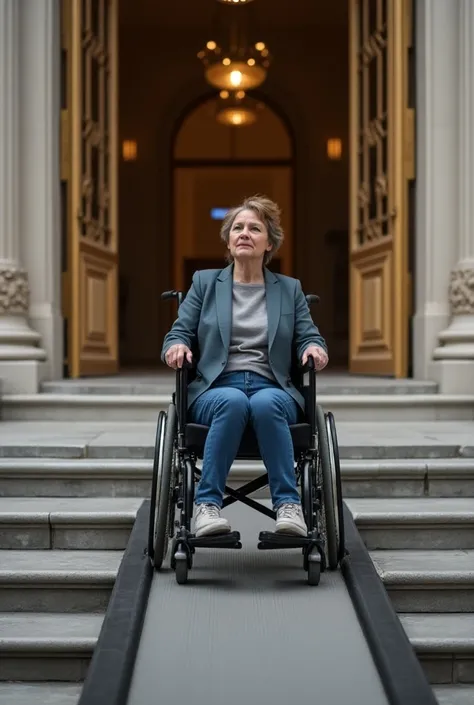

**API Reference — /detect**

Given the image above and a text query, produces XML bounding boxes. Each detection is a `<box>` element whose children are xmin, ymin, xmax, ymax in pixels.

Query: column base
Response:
<box><xmin>412</xmin><ymin>309</ymin><xmax>449</xmax><ymax>380</ymax></box>
<box><xmin>0</xmin><ymin>316</ymin><xmax>47</xmax><ymax>392</ymax></box>
<box><xmin>429</xmin><ymin>358</ymin><xmax>474</xmax><ymax>394</ymax></box>
<box><xmin>29</xmin><ymin>306</ymin><xmax>63</xmax><ymax>381</ymax></box>
<box><xmin>430</xmin><ymin>313</ymin><xmax>474</xmax><ymax>392</ymax></box>
<box><xmin>0</xmin><ymin>359</ymin><xmax>47</xmax><ymax>394</ymax></box>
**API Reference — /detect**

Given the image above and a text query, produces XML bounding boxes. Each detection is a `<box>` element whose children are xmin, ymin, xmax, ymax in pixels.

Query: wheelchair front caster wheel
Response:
<box><xmin>174</xmin><ymin>551</ymin><xmax>189</xmax><ymax>585</ymax></box>
<box><xmin>307</xmin><ymin>553</ymin><xmax>321</xmax><ymax>586</ymax></box>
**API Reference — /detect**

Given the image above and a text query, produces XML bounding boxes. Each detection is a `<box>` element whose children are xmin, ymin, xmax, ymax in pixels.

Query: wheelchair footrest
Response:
<box><xmin>257</xmin><ymin>531</ymin><xmax>313</xmax><ymax>550</ymax></box>
<box><xmin>188</xmin><ymin>531</ymin><xmax>242</xmax><ymax>549</ymax></box>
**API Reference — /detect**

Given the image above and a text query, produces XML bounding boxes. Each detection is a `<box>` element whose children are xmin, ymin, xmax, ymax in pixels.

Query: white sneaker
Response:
<box><xmin>195</xmin><ymin>504</ymin><xmax>231</xmax><ymax>538</ymax></box>
<box><xmin>275</xmin><ymin>503</ymin><xmax>307</xmax><ymax>537</ymax></box>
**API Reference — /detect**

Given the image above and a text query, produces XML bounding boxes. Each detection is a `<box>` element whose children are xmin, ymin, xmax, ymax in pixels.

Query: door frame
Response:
<box><xmin>348</xmin><ymin>0</ymin><xmax>415</xmax><ymax>377</ymax></box>
<box><xmin>61</xmin><ymin>0</ymin><xmax>120</xmax><ymax>377</ymax></box>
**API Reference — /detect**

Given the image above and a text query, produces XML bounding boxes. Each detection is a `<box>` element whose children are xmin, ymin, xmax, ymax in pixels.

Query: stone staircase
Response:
<box><xmin>0</xmin><ymin>376</ymin><xmax>473</xmax><ymax>704</ymax></box>
<box><xmin>1</xmin><ymin>373</ymin><xmax>474</xmax><ymax>422</ymax></box>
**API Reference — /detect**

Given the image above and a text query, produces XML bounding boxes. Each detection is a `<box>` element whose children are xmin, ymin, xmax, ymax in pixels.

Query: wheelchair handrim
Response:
<box><xmin>325</xmin><ymin>414</ymin><xmax>340</xmax><ymax>557</ymax></box>
<box><xmin>148</xmin><ymin>411</ymin><xmax>167</xmax><ymax>562</ymax></box>
<box><xmin>153</xmin><ymin>415</ymin><xmax>167</xmax><ymax>548</ymax></box>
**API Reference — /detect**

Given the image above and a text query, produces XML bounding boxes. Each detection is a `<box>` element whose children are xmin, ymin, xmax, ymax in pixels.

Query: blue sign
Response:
<box><xmin>210</xmin><ymin>208</ymin><xmax>230</xmax><ymax>220</ymax></box>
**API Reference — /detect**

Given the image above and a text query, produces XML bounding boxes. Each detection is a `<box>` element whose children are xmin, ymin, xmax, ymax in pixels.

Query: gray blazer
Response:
<box><xmin>161</xmin><ymin>264</ymin><xmax>327</xmax><ymax>411</ymax></box>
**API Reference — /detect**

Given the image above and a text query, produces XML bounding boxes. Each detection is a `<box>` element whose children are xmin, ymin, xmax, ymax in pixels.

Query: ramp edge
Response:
<box><xmin>341</xmin><ymin>503</ymin><xmax>438</xmax><ymax>705</ymax></box>
<box><xmin>78</xmin><ymin>500</ymin><xmax>153</xmax><ymax>705</ymax></box>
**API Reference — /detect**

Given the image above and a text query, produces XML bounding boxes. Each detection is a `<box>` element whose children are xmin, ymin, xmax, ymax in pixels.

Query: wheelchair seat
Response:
<box><xmin>185</xmin><ymin>421</ymin><xmax>312</xmax><ymax>460</ymax></box>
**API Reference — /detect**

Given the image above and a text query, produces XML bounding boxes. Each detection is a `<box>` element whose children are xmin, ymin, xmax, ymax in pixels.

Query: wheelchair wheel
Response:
<box><xmin>307</xmin><ymin>551</ymin><xmax>321</xmax><ymax>586</ymax></box>
<box><xmin>148</xmin><ymin>404</ymin><xmax>177</xmax><ymax>570</ymax></box>
<box><xmin>175</xmin><ymin>553</ymin><xmax>189</xmax><ymax>585</ymax></box>
<box><xmin>315</xmin><ymin>405</ymin><xmax>339</xmax><ymax>570</ymax></box>
<box><xmin>326</xmin><ymin>411</ymin><xmax>345</xmax><ymax>563</ymax></box>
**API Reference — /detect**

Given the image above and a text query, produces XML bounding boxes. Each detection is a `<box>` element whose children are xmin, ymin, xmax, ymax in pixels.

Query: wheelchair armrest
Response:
<box><xmin>299</xmin><ymin>357</ymin><xmax>317</xmax><ymax>436</ymax></box>
<box><xmin>175</xmin><ymin>363</ymin><xmax>192</xmax><ymax>431</ymax></box>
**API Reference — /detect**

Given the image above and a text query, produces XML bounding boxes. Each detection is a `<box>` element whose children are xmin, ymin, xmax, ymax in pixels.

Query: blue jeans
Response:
<box><xmin>190</xmin><ymin>371</ymin><xmax>300</xmax><ymax>510</ymax></box>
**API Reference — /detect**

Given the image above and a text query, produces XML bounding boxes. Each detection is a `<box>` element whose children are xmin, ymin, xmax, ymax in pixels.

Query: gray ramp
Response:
<box><xmin>127</xmin><ymin>502</ymin><xmax>388</xmax><ymax>705</ymax></box>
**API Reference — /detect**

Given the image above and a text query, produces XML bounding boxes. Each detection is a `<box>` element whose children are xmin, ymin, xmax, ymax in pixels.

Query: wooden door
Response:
<box><xmin>62</xmin><ymin>0</ymin><xmax>119</xmax><ymax>376</ymax></box>
<box><xmin>349</xmin><ymin>0</ymin><xmax>413</xmax><ymax>376</ymax></box>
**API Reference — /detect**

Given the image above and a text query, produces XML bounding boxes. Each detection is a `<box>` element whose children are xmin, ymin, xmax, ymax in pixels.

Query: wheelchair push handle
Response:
<box><xmin>301</xmin><ymin>356</ymin><xmax>315</xmax><ymax>371</ymax></box>
<box><xmin>161</xmin><ymin>290</ymin><xmax>184</xmax><ymax>307</ymax></box>
<box><xmin>306</xmin><ymin>294</ymin><xmax>320</xmax><ymax>306</ymax></box>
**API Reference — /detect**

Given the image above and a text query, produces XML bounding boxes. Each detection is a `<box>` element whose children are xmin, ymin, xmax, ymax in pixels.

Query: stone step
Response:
<box><xmin>2</xmin><ymin>457</ymin><xmax>474</xmax><ymax>498</ymax></box>
<box><xmin>0</xmin><ymin>497</ymin><xmax>141</xmax><ymax>550</ymax></box>
<box><xmin>400</xmin><ymin>613</ymin><xmax>474</xmax><ymax>685</ymax></box>
<box><xmin>349</xmin><ymin>498</ymin><xmax>474</xmax><ymax>550</ymax></box>
<box><xmin>0</xmin><ymin>682</ymin><xmax>82</xmax><ymax>705</ymax></box>
<box><xmin>0</xmin><ymin>420</ymin><xmax>473</xmax><ymax>460</ymax></box>
<box><xmin>0</xmin><ymin>550</ymin><xmax>122</xmax><ymax>612</ymax></box>
<box><xmin>0</xmin><ymin>612</ymin><xmax>102</xmax><ymax>682</ymax></box>
<box><xmin>434</xmin><ymin>685</ymin><xmax>474</xmax><ymax>705</ymax></box>
<box><xmin>232</xmin><ymin>458</ymin><xmax>474</xmax><ymax>498</ymax></box>
<box><xmin>0</xmin><ymin>612</ymin><xmax>470</xmax><ymax>687</ymax></box>
<box><xmin>4</xmin><ymin>543</ymin><xmax>472</xmax><ymax>616</ymax></box>
<box><xmin>40</xmin><ymin>374</ymin><xmax>439</xmax><ymax>396</ymax></box>
<box><xmin>3</xmin><ymin>392</ymin><xmax>474</xmax><ymax>422</ymax></box>
<box><xmin>370</xmin><ymin>549</ymin><xmax>474</xmax><ymax>612</ymax></box>
<box><xmin>0</xmin><ymin>458</ymin><xmax>153</xmax><ymax>498</ymax></box>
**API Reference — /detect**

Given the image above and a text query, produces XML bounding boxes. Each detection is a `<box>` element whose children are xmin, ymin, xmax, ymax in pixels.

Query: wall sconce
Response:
<box><xmin>122</xmin><ymin>140</ymin><xmax>137</xmax><ymax>161</ymax></box>
<box><xmin>327</xmin><ymin>138</ymin><xmax>342</xmax><ymax>161</ymax></box>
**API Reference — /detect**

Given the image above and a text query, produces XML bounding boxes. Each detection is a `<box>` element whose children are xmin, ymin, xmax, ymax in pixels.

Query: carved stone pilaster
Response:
<box><xmin>0</xmin><ymin>0</ymin><xmax>46</xmax><ymax>392</ymax></box>
<box><xmin>449</xmin><ymin>267</ymin><xmax>474</xmax><ymax>316</ymax></box>
<box><xmin>0</xmin><ymin>267</ymin><xmax>29</xmax><ymax>315</ymax></box>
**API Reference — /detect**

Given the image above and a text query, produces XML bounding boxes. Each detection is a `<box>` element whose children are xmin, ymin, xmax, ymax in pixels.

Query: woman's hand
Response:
<box><xmin>301</xmin><ymin>345</ymin><xmax>328</xmax><ymax>371</ymax></box>
<box><xmin>165</xmin><ymin>343</ymin><xmax>193</xmax><ymax>370</ymax></box>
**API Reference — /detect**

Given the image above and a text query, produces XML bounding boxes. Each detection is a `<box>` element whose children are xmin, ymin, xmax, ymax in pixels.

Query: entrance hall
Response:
<box><xmin>116</xmin><ymin>0</ymin><xmax>350</xmax><ymax>371</ymax></box>
<box><xmin>61</xmin><ymin>0</ymin><xmax>413</xmax><ymax>380</ymax></box>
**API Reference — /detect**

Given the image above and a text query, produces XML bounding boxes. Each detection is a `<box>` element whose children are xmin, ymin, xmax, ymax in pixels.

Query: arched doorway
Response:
<box><xmin>172</xmin><ymin>96</ymin><xmax>294</xmax><ymax>294</ymax></box>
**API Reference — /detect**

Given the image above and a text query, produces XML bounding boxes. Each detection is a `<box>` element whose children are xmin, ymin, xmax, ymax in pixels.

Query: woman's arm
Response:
<box><xmin>293</xmin><ymin>279</ymin><xmax>328</xmax><ymax>362</ymax></box>
<box><xmin>160</xmin><ymin>271</ymin><xmax>203</xmax><ymax>363</ymax></box>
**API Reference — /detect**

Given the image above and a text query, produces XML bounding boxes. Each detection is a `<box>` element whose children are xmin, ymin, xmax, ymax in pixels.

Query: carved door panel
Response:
<box><xmin>349</xmin><ymin>0</ymin><xmax>413</xmax><ymax>375</ymax></box>
<box><xmin>63</xmin><ymin>0</ymin><xmax>119</xmax><ymax>376</ymax></box>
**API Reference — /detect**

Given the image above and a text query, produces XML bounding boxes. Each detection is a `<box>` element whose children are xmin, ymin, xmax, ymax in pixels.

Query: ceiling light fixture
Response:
<box><xmin>198</xmin><ymin>43</ymin><xmax>270</xmax><ymax>91</ymax></box>
<box><xmin>215</xmin><ymin>90</ymin><xmax>263</xmax><ymax>127</ymax></box>
<box><xmin>198</xmin><ymin>6</ymin><xmax>270</xmax><ymax>91</ymax></box>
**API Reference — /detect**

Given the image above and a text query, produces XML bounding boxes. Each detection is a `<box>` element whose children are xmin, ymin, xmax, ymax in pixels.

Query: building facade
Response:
<box><xmin>0</xmin><ymin>0</ymin><xmax>473</xmax><ymax>394</ymax></box>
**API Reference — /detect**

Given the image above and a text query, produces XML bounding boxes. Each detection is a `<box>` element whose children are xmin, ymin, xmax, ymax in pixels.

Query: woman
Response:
<box><xmin>162</xmin><ymin>195</ymin><xmax>328</xmax><ymax>539</ymax></box>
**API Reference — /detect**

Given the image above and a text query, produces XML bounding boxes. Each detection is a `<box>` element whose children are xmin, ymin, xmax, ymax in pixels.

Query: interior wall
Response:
<box><xmin>118</xmin><ymin>13</ymin><xmax>349</xmax><ymax>367</ymax></box>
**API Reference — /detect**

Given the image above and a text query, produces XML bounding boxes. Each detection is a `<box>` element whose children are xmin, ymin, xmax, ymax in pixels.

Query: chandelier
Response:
<box><xmin>198</xmin><ymin>5</ymin><xmax>271</xmax><ymax>91</ymax></box>
<box><xmin>217</xmin><ymin>0</ymin><xmax>255</xmax><ymax>3</ymax></box>
<box><xmin>216</xmin><ymin>90</ymin><xmax>262</xmax><ymax>126</ymax></box>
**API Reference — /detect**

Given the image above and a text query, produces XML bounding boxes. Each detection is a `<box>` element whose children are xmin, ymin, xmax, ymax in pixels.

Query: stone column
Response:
<box><xmin>413</xmin><ymin>0</ymin><xmax>460</xmax><ymax>380</ymax></box>
<box><xmin>0</xmin><ymin>0</ymin><xmax>46</xmax><ymax>393</ymax></box>
<box><xmin>20</xmin><ymin>0</ymin><xmax>63</xmax><ymax>381</ymax></box>
<box><xmin>431</xmin><ymin>0</ymin><xmax>474</xmax><ymax>393</ymax></box>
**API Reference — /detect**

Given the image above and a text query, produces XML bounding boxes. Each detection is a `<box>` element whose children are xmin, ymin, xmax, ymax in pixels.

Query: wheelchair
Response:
<box><xmin>147</xmin><ymin>289</ymin><xmax>345</xmax><ymax>586</ymax></box>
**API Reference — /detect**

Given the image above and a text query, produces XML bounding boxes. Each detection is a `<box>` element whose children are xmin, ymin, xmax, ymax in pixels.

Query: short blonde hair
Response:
<box><xmin>220</xmin><ymin>195</ymin><xmax>284</xmax><ymax>265</ymax></box>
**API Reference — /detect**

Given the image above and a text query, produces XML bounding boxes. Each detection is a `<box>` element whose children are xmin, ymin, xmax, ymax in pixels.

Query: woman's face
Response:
<box><xmin>227</xmin><ymin>209</ymin><xmax>272</xmax><ymax>264</ymax></box>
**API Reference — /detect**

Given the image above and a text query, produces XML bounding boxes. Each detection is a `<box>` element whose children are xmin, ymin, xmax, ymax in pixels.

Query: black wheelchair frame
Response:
<box><xmin>148</xmin><ymin>289</ymin><xmax>345</xmax><ymax>586</ymax></box>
